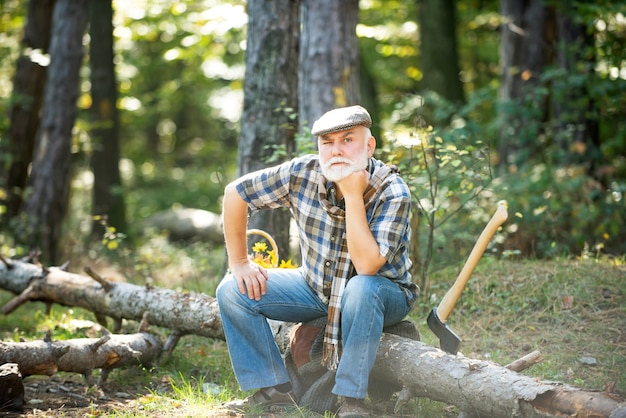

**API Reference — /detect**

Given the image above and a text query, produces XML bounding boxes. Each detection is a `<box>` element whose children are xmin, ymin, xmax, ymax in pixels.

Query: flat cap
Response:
<box><xmin>311</xmin><ymin>105</ymin><xmax>372</xmax><ymax>136</ymax></box>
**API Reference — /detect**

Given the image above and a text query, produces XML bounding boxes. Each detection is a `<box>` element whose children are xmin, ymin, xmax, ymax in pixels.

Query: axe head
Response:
<box><xmin>427</xmin><ymin>307</ymin><xmax>461</xmax><ymax>354</ymax></box>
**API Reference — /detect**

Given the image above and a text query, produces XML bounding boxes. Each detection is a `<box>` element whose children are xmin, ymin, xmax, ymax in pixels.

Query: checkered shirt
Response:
<box><xmin>234</xmin><ymin>154</ymin><xmax>417</xmax><ymax>306</ymax></box>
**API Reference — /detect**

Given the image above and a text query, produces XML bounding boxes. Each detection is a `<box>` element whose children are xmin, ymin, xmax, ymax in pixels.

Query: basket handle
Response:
<box><xmin>246</xmin><ymin>229</ymin><xmax>279</xmax><ymax>268</ymax></box>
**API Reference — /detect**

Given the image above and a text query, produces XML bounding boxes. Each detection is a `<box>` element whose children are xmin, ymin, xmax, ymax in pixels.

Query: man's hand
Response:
<box><xmin>337</xmin><ymin>168</ymin><xmax>387</xmax><ymax>275</ymax></box>
<box><xmin>230</xmin><ymin>261</ymin><xmax>269</xmax><ymax>301</ymax></box>
<box><xmin>336</xmin><ymin>169</ymin><xmax>369</xmax><ymax>200</ymax></box>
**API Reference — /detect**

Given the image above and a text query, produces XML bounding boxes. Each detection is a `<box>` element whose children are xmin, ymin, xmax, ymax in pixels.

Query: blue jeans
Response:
<box><xmin>216</xmin><ymin>268</ymin><xmax>411</xmax><ymax>399</ymax></box>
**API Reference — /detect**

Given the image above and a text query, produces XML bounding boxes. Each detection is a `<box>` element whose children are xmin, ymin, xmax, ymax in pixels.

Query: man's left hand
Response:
<box><xmin>337</xmin><ymin>169</ymin><xmax>369</xmax><ymax>200</ymax></box>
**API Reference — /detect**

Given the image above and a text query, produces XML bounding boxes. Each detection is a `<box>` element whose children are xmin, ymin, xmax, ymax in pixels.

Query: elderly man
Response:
<box><xmin>217</xmin><ymin>105</ymin><xmax>418</xmax><ymax>417</ymax></box>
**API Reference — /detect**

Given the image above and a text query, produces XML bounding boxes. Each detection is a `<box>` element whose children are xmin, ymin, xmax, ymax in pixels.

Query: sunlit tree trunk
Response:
<box><xmin>1</xmin><ymin>0</ymin><xmax>55</xmax><ymax>226</ymax></box>
<box><xmin>418</xmin><ymin>0</ymin><xmax>465</xmax><ymax>104</ymax></box>
<box><xmin>238</xmin><ymin>0</ymin><xmax>300</xmax><ymax>258</ymax></box>
<box><xmin>89</xmin><ymin>0</ymin><xmax>127</xmax><ymax>238</ymax></box>
<box><xmin>23</xmin><ymin>0</ymin><xmax>89</xmax><ymax>263</ymax></box>
<box><xmin>299</xmin><ymin>0</ymin><xmax>360</xmax><ymax>146</ymax></box>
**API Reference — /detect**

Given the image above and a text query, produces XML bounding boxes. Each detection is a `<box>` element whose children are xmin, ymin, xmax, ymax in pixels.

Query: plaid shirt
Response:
<box><xmin>234</xmin><ymin>154</ymin><xmax>418</xmax><ymax>307</ymax></box>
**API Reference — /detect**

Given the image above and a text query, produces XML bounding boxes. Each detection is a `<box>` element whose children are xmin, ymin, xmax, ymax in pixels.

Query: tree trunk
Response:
<box><xmin>89</xmin><ymin>0</ymin><xmax>127</xmax><ymax>238</ymax></box>
<box><xmin>0</xmin><ymin>258</ymin><xmax>224</xmax><ymax>350</ymax></box>
<box><xmin>299</xmin><ymin>0</ymin><xmax>360</xmax><ymax>145</ymax></box>
<box><xmin>0</xmin><ymin>258</ymin><xmax>624</xmax><ymax>417</ymax></box>
<box><xmin>552</xmin><ymin>2</ymin><xmax>601</xmax><ymax>173</ymax></box>
<box><xmin>418</xmin><ymin>0</ymin><xmax>465</xmax><ymax>104</ymax></box>
<box><xmin>498</xmin><ymin>0</ymin><xmax>552</xmax><ymax>173</ymax></box>
<box><xmin>1</xmin><ymin>0</ymin><xmax>55</xmax><ymax>225</ymax></box>
<box><xmin>373</xmin><ymin>334</ymin><xmax>625</xmax><ymax>418</ymax></box>
<box><xmin>237</xmin><ymin>0</ymin><xmax>300</xmax><ymax>259</ymax></box>
<box><xmin>23</xmin><ymin>0</ymin><xmax>89</xmax><ymax>264</ymax></box>
<box><xmin>0</xmin><ymin>329</ymin><xmax>161</xmax><ymax>385</ymax></box>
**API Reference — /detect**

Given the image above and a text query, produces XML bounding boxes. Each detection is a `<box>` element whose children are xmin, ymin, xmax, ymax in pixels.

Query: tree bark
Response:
<box><xmin>0</xmin><ymin>329</ymin><xmax>162</xmax><ymax>385</ymax></box>
<box><xmin>373</xmin><ymin>334</ymin><xmax>626</xmax><ymax>418</ymax></box>
<box><xmin>0</xmin><ymin>258</ymin><xmax>224</xmax><ymax>349</ymax></box>
<box><xmin>1</xmin><ymin>0</ymin><xmax>55</xmax><ymax>225</ymax></box>
<box><xmin>23</xmin><ymin>0</ymin><xmax>89</xmax><ymax>264</ymax></box>
<box><xmin>552</xmin><ymin>2</ymin><xmax>601</xmax><ymax>173</ymax></box>
<box><xmin>0</xmin><ymin>258</ymin><xmax>624</xmax><ymax>417</ymax></box>
<box><xmin>498</xmin><ymin>0</ymin><xmax>552</xmax><ymax>173</ymax></box>
<box><xmin>299</xmin><ymin>0</ymin><xmax>360</xmax><ymax>145</ymax></box>
<box><xmin>237</xmin><ymin>0</ymin><xmax>300</xmax><ymax>258</ymax></box>
<box><xmin>89</xmin><ymin>0</ymin><xmax>127</xmax><ymax>238</ymax></box>
<box><xmin>418</xmin><ymin>0</ymin><xmax>465</xmax><ymax>104</ymax></box>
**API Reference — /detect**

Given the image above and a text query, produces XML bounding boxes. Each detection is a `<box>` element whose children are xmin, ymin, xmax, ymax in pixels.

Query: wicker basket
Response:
<box><xmin>246</xmin><ymin>228</ymin><xmax>279</xmax><ymax>268</ymax></box>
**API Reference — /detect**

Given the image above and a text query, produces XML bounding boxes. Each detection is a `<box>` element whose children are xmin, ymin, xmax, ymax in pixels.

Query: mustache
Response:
<box><xmin>322</xmin><ymin>157</ymin><xmax>355</xmax><ymax>169</ymax></box>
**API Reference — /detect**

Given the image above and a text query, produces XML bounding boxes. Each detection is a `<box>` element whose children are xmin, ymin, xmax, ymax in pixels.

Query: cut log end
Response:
<box><xmin>526</xmin><ymin>387</ymin><xmax>625</xmax><ymax>418</ymax></box>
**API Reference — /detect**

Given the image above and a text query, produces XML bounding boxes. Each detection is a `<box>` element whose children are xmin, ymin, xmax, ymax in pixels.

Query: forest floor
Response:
<box><xmin>1</xmin><ymin>258</ymin><xmax>624</xmax><ymax>417</ymax></box>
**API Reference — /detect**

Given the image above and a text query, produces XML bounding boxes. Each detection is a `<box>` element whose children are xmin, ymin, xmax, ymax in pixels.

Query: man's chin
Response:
<box><xmin>322</xmin><ymin>169</ymin><xmax>348</xmax><ymax>183</ymax></box>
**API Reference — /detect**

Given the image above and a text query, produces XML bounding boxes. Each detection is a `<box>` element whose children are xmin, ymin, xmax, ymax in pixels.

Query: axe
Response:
<box><xmin>427</xmin><ymin>200</ymin><xmax>509</xmax><ymax>354</ymax></box>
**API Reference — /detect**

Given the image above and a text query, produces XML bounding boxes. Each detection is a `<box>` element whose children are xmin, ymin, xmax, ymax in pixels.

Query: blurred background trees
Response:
<box><xmin>0</xmin><ymin>0</ymin><xmax>624</xmax><ymax>273</ymax></box>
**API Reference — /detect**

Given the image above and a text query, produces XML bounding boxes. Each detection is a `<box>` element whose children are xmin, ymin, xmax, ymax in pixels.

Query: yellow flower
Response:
<box><xmin>249</xmin><ymin>241</ymin><xmax>298</xmax><ymax>269</ymax></box>
<box><xmin>279</xmin><ymin>259</ymin><xmax>299</xmax><ymax>269</ymax></box>
<box><xmin>252</xmin><ymin>242</ymin><xmax>268</xmax><ymax>253</ymax></box>
<box><xmin>267</xmin><ymin>249</ymin><xmax>278</xmax><ymax>267</ymax></box>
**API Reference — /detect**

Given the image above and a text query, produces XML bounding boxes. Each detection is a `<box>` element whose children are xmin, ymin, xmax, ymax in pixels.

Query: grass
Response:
<box><xmin>414</xmin><ymin>256</ymin><xmax>626</xmax><ymax>392</ymax></box>
<box><xmin>0</xmin><ymin>235</ymin><xmax>624</xmax><ymax>416</ymax></box>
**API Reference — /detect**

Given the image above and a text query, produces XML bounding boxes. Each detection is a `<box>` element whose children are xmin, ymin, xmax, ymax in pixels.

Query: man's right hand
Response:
<box><xmin>230</xmin><ymin>261</ymin><xmax>269</xmax><ymax>301</ymax></box>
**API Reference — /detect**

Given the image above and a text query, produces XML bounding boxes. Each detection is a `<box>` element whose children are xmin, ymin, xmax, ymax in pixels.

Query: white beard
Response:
<box><xmin>320</xmin><ymin>144</ymin><xmax>369</xmax><ymax>182</ymax></box>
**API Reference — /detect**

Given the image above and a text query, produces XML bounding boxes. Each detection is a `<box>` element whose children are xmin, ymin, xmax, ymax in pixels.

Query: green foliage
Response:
<box><xmin>381</xmin><ymin>91</ymin><xmax>496</xmax><ymax>288</ymax></box>
<box><xmin>489</xmin><ymin>2</ymin><xmax>626</xmax><ymax>256</ymax></box>
<box><xmin>0</xmin><ymin>0</ymin><xmax>621</xmax><ymax>265</ymax></box>
<box><xmin>113</xmin><ymin>0</ymin><xmax>247</xmax><ymax>166</ymax></box>
<box><xmin>493</xmin><ymin>161</ymin><xmax>626</xmax><ymax>257</ymax></box>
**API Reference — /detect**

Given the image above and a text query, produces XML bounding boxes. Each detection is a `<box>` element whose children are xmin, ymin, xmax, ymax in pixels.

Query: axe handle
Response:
<box><xmin>436</xmin><ymin>200</ymin><xmax>509</xmax><ymax>322</ymax></box>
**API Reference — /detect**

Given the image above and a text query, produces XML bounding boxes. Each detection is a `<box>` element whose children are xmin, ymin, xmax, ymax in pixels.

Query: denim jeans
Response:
<box><xmin>216</xmin><ymin>268</ymin><xmax>410</xmax><ymax>399</ymax></box>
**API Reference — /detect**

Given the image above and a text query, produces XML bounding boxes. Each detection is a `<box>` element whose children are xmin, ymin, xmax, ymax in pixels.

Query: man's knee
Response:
<box><xmin>342</xmin><ymin>275</ymin><xmax>380</xmax><ymax>314</ymax></box>
<box><xmin>343</xmin><ymin>275</ymin><xmax>378</xmax><ymax>299</ymax></box>
<box><xmin>216</xmin><ymin>274</ymin><xmax>238</xmax><ymax>303</ymax></box>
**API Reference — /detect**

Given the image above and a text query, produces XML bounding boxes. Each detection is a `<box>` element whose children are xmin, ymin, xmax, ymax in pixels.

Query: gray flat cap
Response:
<box><xmin>311</xmin><ymin>105</ymin><xmax>372</xmax><ymax>136</ymax></box>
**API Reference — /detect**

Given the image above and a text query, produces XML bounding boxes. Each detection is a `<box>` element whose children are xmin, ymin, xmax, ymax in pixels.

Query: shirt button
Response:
<box><xmin>325</xmin><ymin>260</ymin><xmax>331</xmax><ymax>267</ymax></box>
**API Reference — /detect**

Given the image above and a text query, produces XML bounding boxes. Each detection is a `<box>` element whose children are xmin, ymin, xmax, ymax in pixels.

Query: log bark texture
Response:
<box><xmin>1</xmin><ymin>258</ymin><xmax>625</xmax><ymax>417</ymax></box>
<box><xmin>0</xmin><ymin>258</ymin><xmax>223</xmax><ymax>344</ymax></box>
<box><xmin>0</xmin><ymin>331</ymin><xmax>161</xmax><ymax>385</ymax></box>
<box><xmin>373</xmin><ymin>334</ymin><xmax>626</xmax><ymax>418</ymax></box>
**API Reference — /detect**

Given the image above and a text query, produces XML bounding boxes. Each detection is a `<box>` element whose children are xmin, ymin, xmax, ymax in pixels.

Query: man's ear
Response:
<box><xmin>368</xmin><ymin>135</ymin><xmax>376</xmax><ymax>157</ymax></box>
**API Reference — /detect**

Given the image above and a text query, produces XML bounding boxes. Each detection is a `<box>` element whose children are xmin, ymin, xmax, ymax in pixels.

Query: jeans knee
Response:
<box><xmin>344</xmin><ymin>275</ymin><xmax>378</xmax><ymax>298</ymax></box>
<box><xmin>216</xmin><ymin>274</ymin><xmax>238</xmax><ymax>305</ymax></box>
<box><xmin>342</xmin><ymin>275</ymin><xmax>380</xmax><ymax>312</ymax></box>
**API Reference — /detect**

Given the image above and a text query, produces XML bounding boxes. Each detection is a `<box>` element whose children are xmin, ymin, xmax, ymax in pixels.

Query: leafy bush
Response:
<box><xmin>493</xmin><ymin>161</ymin><xmax>626</xmax><ymax>257</ymax></box>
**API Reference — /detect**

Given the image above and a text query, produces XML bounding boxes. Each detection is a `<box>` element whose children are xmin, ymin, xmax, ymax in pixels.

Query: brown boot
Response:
<box><xmin>336</xmin><ymin>397</ymin><xmax>370</xmax><ymax>418</ymax></box>
<box><xmin>224</xmin><ymin>387</ymin><xmax>295</xmax><ymax>412</ymax></box>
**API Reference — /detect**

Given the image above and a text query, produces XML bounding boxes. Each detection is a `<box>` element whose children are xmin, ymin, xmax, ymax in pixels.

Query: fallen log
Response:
<box><xmin>0</xmin><ymin>328</ymin><xmax>162</xmax><ymax>385</ymax></box>
<box><xmin>0</xmin><ymin>257</ymin><xmax>223</xmax><ymax>353</ymax></box>
<box><xmin>141</xmin><ymin>207</ymin><xmax>224</xmax><ymax>243</ymax></box>
<box><xmin>1</xmin><ymin>257</ymin><xmax>625</xmax><ymax>417</ymax></box>
<box><xmin>372</xmin><ymin>334</ymin><xmax>626</xmax><ymax>418</ymax></box>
